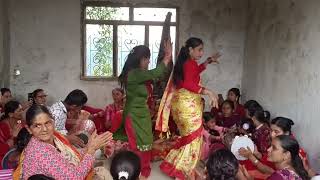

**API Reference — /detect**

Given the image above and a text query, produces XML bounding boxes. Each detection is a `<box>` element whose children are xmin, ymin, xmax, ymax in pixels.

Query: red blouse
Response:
<box><xmin>176</xmin><ymin>59</ymin><xmax>206</xmax><ymax>93</ymax></box>
<box><xmin>252</xmin><ymin>124</ymin><xmax>271</xmax><ymax>154</ymax></box>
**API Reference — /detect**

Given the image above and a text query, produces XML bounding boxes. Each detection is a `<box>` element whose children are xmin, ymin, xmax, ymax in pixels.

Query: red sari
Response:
<box><xmin>83</xmin><ymin>106</ymin><xmax>105</xmax><ymax>134</ymax></box>
<box><xmin>0</xmin><ymin>122</ymin><xmax>11</xmax><ymax>169</ymax></box>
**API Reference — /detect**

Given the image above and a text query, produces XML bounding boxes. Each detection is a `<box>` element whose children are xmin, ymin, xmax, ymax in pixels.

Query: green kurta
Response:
<box><xmin>114</xmin><ymin>63</ymin><xmax>167</xmax><ymax>151</ymax></box>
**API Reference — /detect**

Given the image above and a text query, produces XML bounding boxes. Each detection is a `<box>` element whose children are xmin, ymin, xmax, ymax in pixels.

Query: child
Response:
<box><xmin>202</xmin><ymin>112</ymin><xmax>225</xmax><ymax>160</ymax></box>
<box><xmin>110</xmin><ymin>151</ymin><xmax>141</xmax><ymax>180</ymax></box>
<box><xmin>216</xmin><ymin>100</ymin><xmax>241</xmax><ymax>128</ymax></box>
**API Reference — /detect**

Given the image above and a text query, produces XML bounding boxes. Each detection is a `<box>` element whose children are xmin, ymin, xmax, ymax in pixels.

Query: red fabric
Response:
<box><xmin>216</xmin><ymin>114</ymin><xmax>241</xmax><ymax>128</ymax></box>
<box><xmin>176</xmin><ymin>60</ymin><xmax>206</xmax><ymax>93</ymax></box>
<box><xmin>125</xmin><ymin>116</ymin><xmax>152</xmax><ymax>177</ymax></box>
<box><xmin>145</xmin><ymin>81</ymin><xmax>155</xmax><ymax>112</ymax></box>
<box><xmin>0</xmin><ymin>122</ymin><xmax>11</xmax><ymax>170</ymax></box>
<box><xmin>110</xmin><ymin>110</ymin><xmax>123</xmax><ymax>133</ymax></box>
<box><xmin>210</xmin><ymin>106</ymin><xmax>221</xmax><ymax>116</ymax></box>
<box><xmin>160</xmin><ymin>161</ymin><xmax>185</xmax><ymax>180</ymax></box>
<box><xmin>173</xmin><ymin>126</ymin><xmax>203</xmax><ymax>149</ymax></box>
<box><xmin>240</xmin><ymin>155</ymin><xmax>275</xmax><ymax>180</ymax></box>
<box><xmin>252</xmin><ymin>124</ymin><xmax>271</xmax><ymax>154</ymax></box>
<box><xmin>82</xmin><ymin>106</ymin><xmax>106</xmax><ymax>134</ymax></box>
<box><xmin>234</xmin><ymin>104</ymin><xmax>246</xmax><ymax>118</ymax></box>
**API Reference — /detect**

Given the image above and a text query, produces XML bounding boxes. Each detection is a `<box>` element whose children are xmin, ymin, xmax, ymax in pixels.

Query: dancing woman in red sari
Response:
<box><xmin>158</xmin><ymin>37</ymin><xmax>221</xmax><ymax>180</ymax></box>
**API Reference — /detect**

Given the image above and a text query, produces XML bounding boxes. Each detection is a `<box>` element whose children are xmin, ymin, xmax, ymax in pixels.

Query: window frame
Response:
<box><xmin>80</xmin><ymin>1</ymin><xmax>179</xmax><ymax>80</ymax></box>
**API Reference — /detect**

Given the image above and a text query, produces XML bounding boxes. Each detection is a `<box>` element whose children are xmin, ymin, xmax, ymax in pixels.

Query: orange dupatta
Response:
<box><xmin>155</xmin><ymin>73</ymin><xmax>175</xmax><ymax>138</ymax></box>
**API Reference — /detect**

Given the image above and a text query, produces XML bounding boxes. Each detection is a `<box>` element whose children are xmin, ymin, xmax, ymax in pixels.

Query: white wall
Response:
<box><xmin>242</xmin><ymin>0</ymin><xmax>320</xmax><ymax>170</ymax></box>
<box><xmin>8</xmin><ymin>0</ymin><xmax>247</xmax><ymax>109</ymax></box>
<box><xmin>0</xmin><ymin>0</ymin><xmax>10</xmax><ymax>87</ymax></box>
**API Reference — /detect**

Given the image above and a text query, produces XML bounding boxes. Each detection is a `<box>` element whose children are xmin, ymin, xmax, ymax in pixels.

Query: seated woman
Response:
<box><xmin>82</xmin><ymin>105</ymin><xmax>105</xmax><ymax>134</ymax></box>
<box><xmin>227</xmin><ymin>88</ymin><xmax>246</xmax><ymax>119</ymax></box>
<box><xmin>0</xmin><ymin>101</ymin><xmax>23</xmax><ymax>169</ymax></box>
<box><xmin>266</xmin><ymin>135</ymin><xmax>309</xmax><ymax>180</ymax></box>
<box><xmin>105</xmin><ymin>88</ymin><xmax>125</xmax><ymax>131</ymax></box>
<box><xmin>31</xmin><ymin>89</ymin><xmax>48</xmax><ymax>106</ymax></box>
<box><xmin>206</xmin><ymin>149</ymin><xmax>239</xmax><ymax>180</ymax></box>
<box><xmin>244</xmin><ymin>100</ymin><xmax>271</xmax><ymax>155</ymax></box>
<box><xmin>271</xmin><ymin>117</ymin><xmax>316</xmax><ymax>177</ymax></box>
<box><xmin>14</xmin><ymin>104</ymin><xmax>113</xmax><ymax>179</ymax></box>
<box><xmin>0</xmin><ymin>88</ymin><xmax>12</xmax><ymax>114</ymax></box>
<box><xmin>216</xmin><ymin>100</ymin><xmax>241</xmax><ymax>128</ymax></box>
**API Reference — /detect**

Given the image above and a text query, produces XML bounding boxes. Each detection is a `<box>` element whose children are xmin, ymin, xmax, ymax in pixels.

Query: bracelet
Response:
<box><xmin>253</xmin><ymin>158</ymin><xmax>259</xmax><ymax>165</ymax></box>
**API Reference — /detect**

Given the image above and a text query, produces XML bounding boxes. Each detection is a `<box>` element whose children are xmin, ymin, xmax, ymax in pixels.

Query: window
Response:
<box><xmin>81</xmin><ymin>3</ymin><xmax>178</xmax><ymax>79</ymax></box>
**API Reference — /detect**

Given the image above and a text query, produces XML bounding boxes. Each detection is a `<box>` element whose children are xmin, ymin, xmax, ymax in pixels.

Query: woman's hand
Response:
<box><xmin>87</xmin><ymin>130</ymin><xmax>113</xmax><ymax>155</ymax></box>
<box><xmin>163</xmin><ymin>38</ymin><xmax>173</xmax><ymax>66</ymax></box>
<box><xmin>205</xmin><ymin>52</ymin><xmax>222</xmax><ymax>66</ymax></box>
<box><xmin>208</xmin><ymin>90</ymin><xmax>219</xmax><ymax>109</ymax></box>
<box><xmin>12</xmin><ymin>123</ymin><xmax>23</xmax><ymax>137</ymax></box>
<box><xmin>238</xmin><ymin>146</ymin><xmax>253</xmax><ymax>159</ymax></box>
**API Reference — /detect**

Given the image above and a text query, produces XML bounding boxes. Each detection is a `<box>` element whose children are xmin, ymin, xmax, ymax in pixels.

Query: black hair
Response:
<box><xmin>271</xmin><ymin>117</ymin><xmax>294</xmax><ymax>135</ymax></box>
<box><xmin>221</xmin><ymin>100</ymin><xmax>235</xmax><ymax>110</ymax></box>
<box><xmin>244</xmin><ymin>100</ymin><xmax>270</xmax><ymax>125</ymax></box>
<box><xmin>28</xmin><ymin>174</ymin><xmax>55</xmax><ymax>180</ymax></box>
<box><xmin>110</xmin><ymin>151</ymin><xmax>141</xmax><ymax>180</ymax></box>
<box><xmin>0</xmin><ymin>100</ymin><xmax>20</xmax><ymax>121</ymax></box>
<box><xmin>228</xmin><ymin>88</ymin><xmax>241</xmax><ymax>103</ymax></box>
<box><xmin>118</xmin><ymin>45</ymin><xmax>151</xmax><ymax>90</ymax></box>
<box><xmin>16</xmin><ymin>127</ymin><xmax>32</xmax><ymax>153</ymax></box>
<box><xmin>64</xmin><ymin>89</ymin><xmax>88</xmax><ymax>107</ymax></box>
<box><xmin>244</xmin><ymin>100</ymin><xmax>263</xmax><ymax>117</ymax></box>
<box><xmin>32</xmin><ymin>89</ymin><xmax>44</xmax><ymax>99</ymax></box>
<box><xmin>17</xmin><ymin>105</ymin><xmax>52</xmax><ymax>151</ymax></box>
<box><xmin>203</xmin><ymin>112</ymin><xmax>215</xmax><ymax>123</ymax></box>
<box><xmin>1</xmin><ymin>88</ymin><xmax>11</xmax><ymax>96</ymax></box>
<box><xmin>206</xmin><ymin>149</ymin><xmax>239</xmax><ymax>180</ymax></box>
<box><xmin>173</xmin><ymin>37</ymin><xmax>203</xmax><ymax>86</ymax></box>
<box><xmin>253</xmin><ymin>110</ymin><xmax>271</xmax><ymax>125</ymax></box>
<box><xmin>26</xmin><ymin>104</ymin><xmax>52</xmax><ymax>127</ymax></box>
<box><xmin>276</xmin><ymin>135</ymin><xmax>309</xmax><ymax>180</ymax></box>
<box><xmin>203</xmin><ymin>112</ymin><xmax>219</xmax><ymax>136</ymax></box>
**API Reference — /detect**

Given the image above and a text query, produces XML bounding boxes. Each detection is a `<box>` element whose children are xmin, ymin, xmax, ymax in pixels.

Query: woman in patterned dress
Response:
<box><xmin>14</xmin><ymin>104</ymin><xmax>112</xmax><ymax>180</ymax></box>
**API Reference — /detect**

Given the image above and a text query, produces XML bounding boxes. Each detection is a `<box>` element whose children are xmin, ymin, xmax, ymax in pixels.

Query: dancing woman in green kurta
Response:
<box><xmin>114</xmin><ymin>41</ymin><xmax>172</xmax><ymax>179</ymax></box>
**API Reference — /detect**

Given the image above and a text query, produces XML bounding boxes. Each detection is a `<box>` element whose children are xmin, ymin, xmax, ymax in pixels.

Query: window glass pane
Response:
<box><xmin>134</xmin><ymin>8</ymin><xmax>176</xmax><ymax>22</ymax></box>
<box><xmin>86</xmin><ymin>7</ymin><xmax>129</xmax><ymax>20</ymax></box>
<box><xmin>86</xmin><ymin>24</ymin><xmax>113</xmax><ymax>77</ymax></box>
<box><xmin>117</xmin><ymin>25</ymin><xmax>145</xmax><ymax>76</ymax></box>
<box><xmin>149</xmin><ymin>26</ymin><xmax>176</xmax><ymax>69</ymax></box>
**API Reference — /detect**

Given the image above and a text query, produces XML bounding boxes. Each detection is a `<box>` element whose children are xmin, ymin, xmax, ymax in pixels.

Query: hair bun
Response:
<box><xmin>289</xmin><ymin>119</ymin><xmax>294</xmax><ymax>126</ymax></box>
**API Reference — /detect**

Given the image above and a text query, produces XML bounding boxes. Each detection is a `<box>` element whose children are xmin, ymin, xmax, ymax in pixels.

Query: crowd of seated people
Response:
<box><xmin>0</xmin><ymin>86</ymin><xmax>319</xmax><ymax>180</ymax></box>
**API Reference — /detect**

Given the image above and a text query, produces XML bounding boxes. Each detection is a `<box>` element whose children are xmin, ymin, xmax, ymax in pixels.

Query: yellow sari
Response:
<box><xmin>158</xmin><ymin>87</ymin><xmax>203</xmax><ymax>179</ymax></box>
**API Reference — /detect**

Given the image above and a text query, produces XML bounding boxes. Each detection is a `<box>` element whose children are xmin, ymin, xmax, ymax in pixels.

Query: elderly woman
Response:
<box><xmin>13</xmin><ymin>104</ymin><xmax>112</xmax><ymax>179</ymax></box>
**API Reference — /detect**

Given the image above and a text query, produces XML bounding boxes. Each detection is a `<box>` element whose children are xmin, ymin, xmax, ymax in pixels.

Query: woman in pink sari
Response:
<box><xmin>105</xmin><ymin>88</ymin><xmax>125</xmax><ymax>131</ymax></box>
